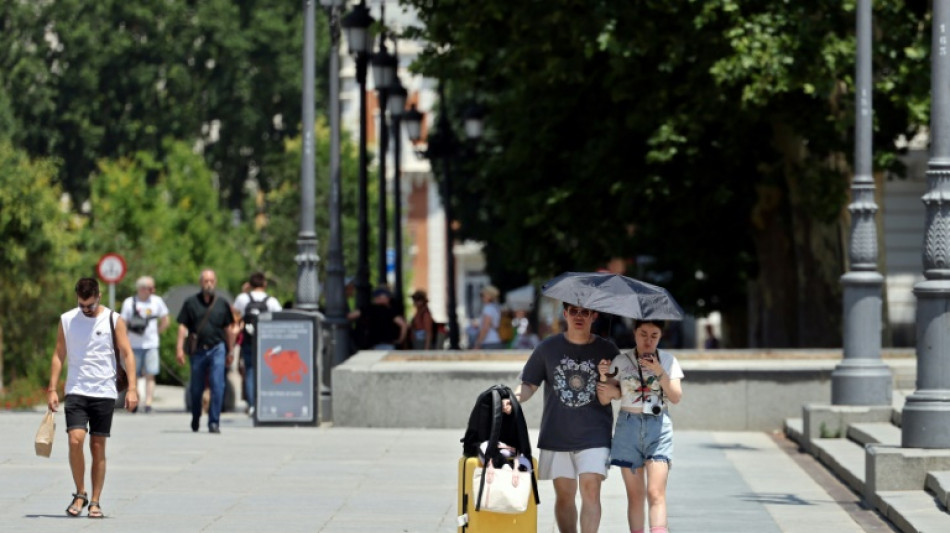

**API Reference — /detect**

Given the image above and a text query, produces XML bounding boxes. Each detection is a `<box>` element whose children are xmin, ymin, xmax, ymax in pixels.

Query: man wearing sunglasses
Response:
<box><xmin>47</xmin><ymin>277</ymin><xmax>138</xmax><ymax>519</ymax></box>
<box><xmin>516</xmin><ymin>302</ymin><xmax>619</xmax><ymax>533</ymax></box>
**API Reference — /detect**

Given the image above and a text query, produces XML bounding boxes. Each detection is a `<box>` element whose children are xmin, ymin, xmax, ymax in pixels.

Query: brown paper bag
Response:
<box><xmin>34</xmin><ymin>410</ymin><xmax>55</xmax><ymax>458</ymax></box>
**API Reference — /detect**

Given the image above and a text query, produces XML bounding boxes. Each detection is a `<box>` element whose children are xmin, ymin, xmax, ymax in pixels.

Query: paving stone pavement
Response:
<box><xmin>0</xmin><ymin>386</ymin><xmax>891</xmax><ymax>532</ymax></box>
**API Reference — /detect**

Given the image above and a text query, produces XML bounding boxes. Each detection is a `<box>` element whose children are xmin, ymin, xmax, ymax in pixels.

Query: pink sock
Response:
<box><xmin>650</xmin><ymin>527</ymin><xmax>668</xmax><ymax>533</ymax></box>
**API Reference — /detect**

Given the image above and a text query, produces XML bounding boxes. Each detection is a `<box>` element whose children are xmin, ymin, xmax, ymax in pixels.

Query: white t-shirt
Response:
<box><xmin>233</xmin><ymin>290</ymin><xmax>283</xmax><ymax>315</ymax></box>
<box><xmin>62</xmin><ymin>307</ymin><xmax>119</xmax><ymax>399</ymax></box>
<box><xmin>120</xmin><ymin>294</ymin><xmax>169</xmax><ymax>349</ymax></box>
<box><xmin>607</xmin><ymin>349</ymin><xmax>684</xmax><ymax>414</ymax></box>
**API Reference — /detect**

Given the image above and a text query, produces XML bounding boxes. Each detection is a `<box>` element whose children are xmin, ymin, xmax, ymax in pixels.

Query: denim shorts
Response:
<box><xmin>133</xmin><ymin>348</ymin><xmax>160</xmax><ymax>376</ymax></box>
<box><xmin>609</xmin><ymin>411</ymin><xmax>673</xmax><ymax>470</ymax></box>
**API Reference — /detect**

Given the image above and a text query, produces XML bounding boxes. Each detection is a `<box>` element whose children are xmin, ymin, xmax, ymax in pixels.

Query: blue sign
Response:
<box><xmin>386</xmin><ymin>248</ymin><xmax>395</xmax><ymax>275</ymax></box>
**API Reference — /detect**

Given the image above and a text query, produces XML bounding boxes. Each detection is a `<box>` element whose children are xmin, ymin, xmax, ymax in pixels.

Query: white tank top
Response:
<box><xmin>62</xmin><ymin>307</ymin><xmax>118</xmax><ymax>399</ymax></box>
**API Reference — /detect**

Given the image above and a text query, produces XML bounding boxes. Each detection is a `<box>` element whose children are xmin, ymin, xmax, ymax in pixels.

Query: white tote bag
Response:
<box><xmin>472</xmin><ymin>460</ymin><xmax>531</xmax><ymax>514</ymax></box>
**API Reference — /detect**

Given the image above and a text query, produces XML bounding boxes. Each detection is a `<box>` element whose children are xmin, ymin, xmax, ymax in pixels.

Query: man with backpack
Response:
<box><xmin>232</xmin><ymin>272</ymin><xmax>282</xmax><ymax>416</ymax></box>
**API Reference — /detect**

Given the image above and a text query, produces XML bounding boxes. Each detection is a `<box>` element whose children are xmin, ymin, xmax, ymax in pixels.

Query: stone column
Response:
<box><xmin>902</xmin><ymin>0</ymin><xmax>950</xmax><ymax>448</ymax></box>
<box><xmin>832</xmin><ymin>0</ymin><xmax>892</xmax><ymax>406</ymax></box>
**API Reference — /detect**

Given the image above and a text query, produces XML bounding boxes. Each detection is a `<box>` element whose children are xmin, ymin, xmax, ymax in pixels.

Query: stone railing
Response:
<box><xmin>331</xmin><ymin>349</ymin><xmax>915</xmax><ymax>431</ymax></box>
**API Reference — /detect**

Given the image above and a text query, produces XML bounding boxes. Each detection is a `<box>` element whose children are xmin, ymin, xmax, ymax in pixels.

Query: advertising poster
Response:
<box><xmin>255</xmin><ymin>314</ymin><xmax>317</xmax><ymax>425</ymax></box>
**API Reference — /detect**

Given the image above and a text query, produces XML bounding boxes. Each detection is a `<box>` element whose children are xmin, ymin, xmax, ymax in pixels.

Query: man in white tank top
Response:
<box><xmin>46</xmin><ymin>277</ymin><xmax>138</xmax><ymax>519</ymax></box>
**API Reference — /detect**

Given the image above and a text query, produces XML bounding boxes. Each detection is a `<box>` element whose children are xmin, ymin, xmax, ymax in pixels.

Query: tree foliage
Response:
<box><xmin>83</xmin><ymin>139</ymin><xmax>248</xmax><ymax>295</ymax></box>
<box><xmin>0</xmin><ymin>0</ymin><xmax>328</xmax><ymax>210</ymax></box>
<box><xmin>0</xmin><ymin>142</ymin><xmax>80</xmax><ymax>382</ymax></box>
<box><xmin>402</xmin><ymin>0</ymin><xmax>930</xmax><ymax>347</ymax></box>
<box><xmin>0</xmin><ymin>2</ymin><xmax>371</xmax><ymax>387</ymax></box>
<box><xmin>239</xmin><ymin>118</ymin><xmax>379</xmax><ymax>302</ymax></box>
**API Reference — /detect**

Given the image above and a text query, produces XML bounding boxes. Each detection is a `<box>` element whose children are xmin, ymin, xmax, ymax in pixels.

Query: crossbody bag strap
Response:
<box><xmin>628</xmin><ymin>351</ymin><xmax>663</xmax><ymax>405</ymax></box>
<box><xmin>194</xmin><ymin>295</ymin><xmax>216</xmax><ymax>335</ymax></box>
<box><xmin>109</xmin><ymin>311</ymin><xmax>121</xmax><ymax>369</ymax></box>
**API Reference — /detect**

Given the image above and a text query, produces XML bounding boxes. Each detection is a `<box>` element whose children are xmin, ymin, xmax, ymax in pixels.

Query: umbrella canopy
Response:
<box><xmin>541</xmin><ymin>272</ymin><xmax>685</xmax><ymax>321</ymax></box>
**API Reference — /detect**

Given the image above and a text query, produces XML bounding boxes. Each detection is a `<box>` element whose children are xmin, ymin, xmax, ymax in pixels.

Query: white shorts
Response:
<box><xmin>537</xmin><ymin>447</ymin><xmax>610</xmax><ymax>480</ymax></box>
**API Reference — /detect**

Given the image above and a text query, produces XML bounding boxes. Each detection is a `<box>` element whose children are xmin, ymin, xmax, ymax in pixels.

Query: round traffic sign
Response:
<box><xmin>97</xmin><ymin>253</ymin><xmax>127</xmax><ymax>284</ymax></box>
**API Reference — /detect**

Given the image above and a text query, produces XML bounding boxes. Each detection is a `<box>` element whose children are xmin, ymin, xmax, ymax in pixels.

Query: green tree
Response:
<box><xmin>0</xmin><ymin>0</ymin><xmax>329</xmax><ymax>211</ymax></box>
<box><xmin>241</xmin><ymin>119</ymin><xmax>379</xmax><ymax>305</ymax></box>
<box><xmin>0</xmin><ymin>142</ymin><xmax>80</xmax><ymax>385</ymax></box>
<box><xmin>83</xmin><ymin>140</ymin><xmax>248</xmax><ymax>296</ymax></box>
<box><xmin>402</xmin><ymin>0</ymin><xmax>930</xmax><ymax>347</ymax></box>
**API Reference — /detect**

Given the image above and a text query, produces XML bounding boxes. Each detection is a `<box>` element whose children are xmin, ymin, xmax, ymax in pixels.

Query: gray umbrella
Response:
<box><xmin>541</xmin><ymin>272</ymin><xmax>685</xmax><ymax>321</ymax></box>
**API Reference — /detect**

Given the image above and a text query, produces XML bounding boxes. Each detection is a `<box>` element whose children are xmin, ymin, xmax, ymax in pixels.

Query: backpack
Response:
<box><xmin>242</xmin><ymin>293</ymin><xmax>271</xmax><ymax>340</ymax></box>
<box><xmin>460</xmin><ymin>384</ymin><xmax>540</xmax><ymax>512</ymax></box>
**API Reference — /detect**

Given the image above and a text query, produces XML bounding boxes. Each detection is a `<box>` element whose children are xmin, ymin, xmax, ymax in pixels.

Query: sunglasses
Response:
<box><xmin>78</xmin><ymin>299</ymin><xmax>99</xmax><ymax>312</ymax></box>
<box><xmin>566</xmin><ymin>307</ymin><xmax>593</xmax><ymax>318</ymax></box>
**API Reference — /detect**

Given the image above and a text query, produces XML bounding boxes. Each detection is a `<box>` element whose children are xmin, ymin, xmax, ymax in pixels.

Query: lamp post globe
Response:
<box><xmin>387</xmin><ymin>78</ymin><xmax>408</xmax><ymax>120</ymax></box>
<box><xmin>341</xmin><ymin>1</ymin><xmax>373</xmax><ymax>56</ymax></box>
<box><xmin>371</xmin><ymin>46</ymin><xmax>398</xmax><ymax>92</ymax></box>
<box><xmin>403</xmin><ymin>104</ymin><xmax>424</xmax><ymax>144</ymax></box>
<box><xmin>462</xmin><ymin>104</ymin><xmax>485</xmax><ymax>141</ymax></box>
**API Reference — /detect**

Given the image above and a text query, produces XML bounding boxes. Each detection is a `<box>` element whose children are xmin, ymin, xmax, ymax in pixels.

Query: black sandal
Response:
<box><xmin>88</xmin><ymin>501</ymin><xmax>104</xmax><ymax>519</ymax></box>
<box><xmin>66</xmin><ymin>492</ymin><xmax>88</xmax><ymax>517</ymax></box>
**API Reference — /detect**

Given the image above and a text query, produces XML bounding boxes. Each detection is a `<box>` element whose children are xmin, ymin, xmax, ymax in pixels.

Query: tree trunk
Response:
<box><xmin>747</xmin><ymin>124</ymin><xmax>845</xmax><ymax>348</ymax></box>
<box><xmin>748</xmin><ymin>183</ymin><xmax>799</xmax><ymax>347</ymax></box>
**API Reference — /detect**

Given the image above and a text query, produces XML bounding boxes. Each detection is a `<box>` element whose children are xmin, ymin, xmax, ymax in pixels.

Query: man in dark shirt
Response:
<box><xmin>349</xmin><ymin>287</ymin><xmax>407</xmax><ymax>350</ymax></box>
<box><xmin>517</xmin><ymin>302</ymin><xmax>618</xmax><ymax>533</ymax></box>
<box><xmin>176</xmin><ymin>269</ymin><xmax>235</xmax><ymax>434</ymax></box>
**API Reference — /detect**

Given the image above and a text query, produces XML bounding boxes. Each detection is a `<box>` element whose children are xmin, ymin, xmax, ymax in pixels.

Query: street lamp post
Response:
<box><xmin>387</xmin><ymin>75</ymin><xmax>408</xmax><ymax>316</ymax></box>
<box><xmin>295</xmin><ymin>0</ymin><xmax>320</xmax><ymax>312</ymax></box>
<box><xmin>831</xmin><ymin>0</ymin><xmax>891</xmax><ymax>406</ymax></box>
<box><xmin>371</xmin><ymin>23</ymin><xmax>397</xmax><ymax>288</ymax></box>
<box><xmin>402</xmin><ymin>85</ymin><xmax>483</xmax><ymax>350</ymax></box>
<box><xmin>320</xmin><ymin>0</ymin><xmax>349</xmax><ymax>372</ymax></box>
<box><xmin>902</xmin><ymin>1</ymin><xmax>950</xmax><ymax>448</ymax></box>
<box><xmin>341</xmin><ymin>0</ymin><xmax>374</xmax><ymax>310</ymax></box>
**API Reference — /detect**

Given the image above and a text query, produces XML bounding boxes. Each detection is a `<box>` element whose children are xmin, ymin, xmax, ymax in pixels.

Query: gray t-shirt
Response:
<box><xmin>521</xmin><ymin>333</ymin><xmax>619</xmax><ymax>451</ymax></box>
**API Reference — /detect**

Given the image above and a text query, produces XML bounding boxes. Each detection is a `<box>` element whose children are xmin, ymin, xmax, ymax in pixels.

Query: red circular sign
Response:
<box><xmin>96</xmin><ymin>253</ymin><xmax>127</xmax><ymax>283</ymax></box>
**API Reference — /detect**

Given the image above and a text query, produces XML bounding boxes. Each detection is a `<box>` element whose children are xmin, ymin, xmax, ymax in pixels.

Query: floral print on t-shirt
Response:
<box><xmin>553</xmin><ymin>356</ymin><xmax>598</xmax><ymax>407</ymax></box>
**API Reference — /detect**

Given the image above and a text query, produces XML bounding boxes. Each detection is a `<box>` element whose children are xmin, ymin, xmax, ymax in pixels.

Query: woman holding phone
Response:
<box><xmin>598</xmin><ymin>319</ymin><xmax>684</xmax><ymax>533</ymax></box>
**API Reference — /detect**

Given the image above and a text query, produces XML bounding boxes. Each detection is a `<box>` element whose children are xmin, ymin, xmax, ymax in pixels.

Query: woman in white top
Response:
<box><xmin>473</xmin><ymin>285</ymin><xmax>504</xmax><ymax>349</ymax></box>
<box><xmin>598</xmin><ymin>319</ymin><xmax>684</xmax><ymax>533</ymax></box>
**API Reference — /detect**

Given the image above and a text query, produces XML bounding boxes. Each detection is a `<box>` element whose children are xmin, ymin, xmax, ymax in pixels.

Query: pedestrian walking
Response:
<box><xmin>120</xmin><ymin>276</ymin><xmax>169</xmax><ymax>413</ymax></box>
<box><xmin>46</xmin><ymin>277</ymin><xmax>138</xmax><ymax>518</ymax></box>
<box><xmin>598</xmin><ymin>319</ymin><xmax>684</xmax><ymax>533</ymax></box>
<box><xmin>349</xmin><ymin>287</ymin><xmax>407</xmax><ymax>350</ymax></box>
<box><xmin>516</xmin><ymin>302</ymin><xmax>619</xmax><ymax>533</ymax></box>
<box><xmin>175</xmin><ymin>269</ymin><xmax>235</xmax><ymax>434</ymax></box>
<box><xmin>232</xmin><ymin>272</ymin><xmax>281</xmax><ymax>416</ymax></box>
<box><xmin>407</xmin><ymin>289</ymin><xmax>434</xmax><ymax>349</ymax></box>
<box><xmin>473</xmin><ymin>285</ymin><xmax>504</xmax><ymax>349</ymax></box>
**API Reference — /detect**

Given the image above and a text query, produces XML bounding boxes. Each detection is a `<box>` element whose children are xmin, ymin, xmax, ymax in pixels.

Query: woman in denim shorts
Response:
<box><xmin>599</xmin><ymin>319</ymin><xmax>684</xmax><ymax>533</ymax></box>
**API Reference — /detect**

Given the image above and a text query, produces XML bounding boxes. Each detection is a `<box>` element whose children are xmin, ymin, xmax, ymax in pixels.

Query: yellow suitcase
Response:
<box><xmin>457</xmin><ymin>456</ymin><xmax>538</xmax><ymax>532</ymax></box>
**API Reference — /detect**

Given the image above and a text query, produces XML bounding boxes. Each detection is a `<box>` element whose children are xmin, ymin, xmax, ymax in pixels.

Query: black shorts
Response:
<box><xmin>64</xmin><ymin>395</ymin><xmax>116</xmax><ymax>437</ymax></box>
